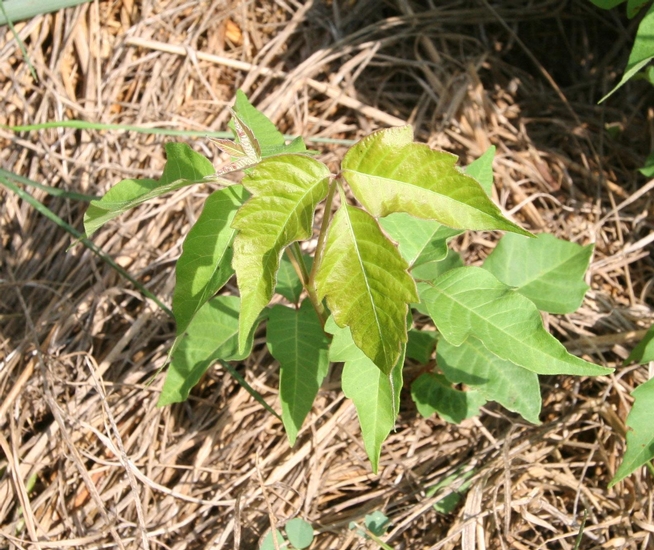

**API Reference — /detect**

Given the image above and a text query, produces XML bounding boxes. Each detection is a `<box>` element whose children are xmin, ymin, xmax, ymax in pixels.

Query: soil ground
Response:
<box><xmin>1</xmin><ymin>1</ymin><xmax>653</xmax><ymax>548</ymax></box>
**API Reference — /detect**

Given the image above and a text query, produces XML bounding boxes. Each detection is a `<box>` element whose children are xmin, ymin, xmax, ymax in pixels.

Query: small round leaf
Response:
<box><xmin>260</xmin><ymin>528</ymin><xmax>285</xmax><ymax>550</ymax></box>
<box><xmin>285</xmin><ymin>518</ymin><xmax>313</xmax><ymax>549</ymax></box>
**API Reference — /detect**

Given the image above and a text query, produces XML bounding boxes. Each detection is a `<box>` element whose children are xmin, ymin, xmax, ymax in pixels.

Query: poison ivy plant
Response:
<box><xmin>588</xmin><ymin>1</ymin><xmax>654</xmax><ymax>486</ymax></box>
<box><xmin>609</xmin><ymin>377</ymin><xmax>654</xmax><ymax>487</ymax></box>
<box><xmin>83</xmin><ymin>91</ymin><xmax>614</xmax><ymax>474</ymax></box>
<box><xmin>590</xmin><ymin>0</ymin><xmax>654</xmax><ymax>102</ymax></box>
<box><xmin>626</xmin><ymin>324</ymin><xmax>654</xmax><ymax>365</ymax></box>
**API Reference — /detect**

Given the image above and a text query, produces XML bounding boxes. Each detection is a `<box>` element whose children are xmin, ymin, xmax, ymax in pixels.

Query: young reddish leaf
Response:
<box><xmin>232</xmin><ymin>155</ymin><xmax>330</xmax><ymax>352</ymax></box>
<box><xmin>315</xmin><ymin>203</ymin><xmax>418</xmax><ymax>374</ymax></box>
<box><xmin>232</xmin><ymin>90</ymin><xmax>286</xmax><ymax>155</ymax></box>
<box><xmin>341</xmin><ymin>126</ymin><xmax>531</xmax><ymax>236</ymax></box>
<box><xmin>231</xmin><ymin>110</ymin><xmax>262</xmax><ymax>159</ymax></box>
<box><xmin>205</xmin><ymin>112</ymin><xmax>263</xmax><ymax>180</ymax></box>
<box><xmin>208</xmin><ymin>137</ymin><xmax>246</xmax><ymax>158</ymax></box>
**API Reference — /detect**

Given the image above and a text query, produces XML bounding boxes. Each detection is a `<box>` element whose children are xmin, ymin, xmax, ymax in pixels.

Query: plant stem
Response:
<box><xmin>299</xmin><ymin>178</ymin><xmax>338</xmax><ymax>326</ymax></box>
<box><xmin>308</xmin><ymin>178</ymin><xmax>337</xmax><ymax>289</ymax></box>
<box><xmin>290</xmin><ymin>242</ymin><xmax>310</xmax><ymax>285</ymax></box>
<box><xmin>285</xmin><ymin>243</ymin><xmax>327</xmax><ymax>325</ymax></box>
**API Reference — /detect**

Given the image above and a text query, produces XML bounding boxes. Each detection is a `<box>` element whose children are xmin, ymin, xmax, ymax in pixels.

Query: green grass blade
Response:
<box><xmin>0</xmin><ymin>0</ymin><xmax>93</xmax><ymax>25</ymax></box>
<box><xmin>0</xmin><ymin>174</ymin><xmax>172</xmax><ymax>316</ymax></box>
<box><xmin>2</xmin><ymin>119</ymin><xmax>355</xmax><ymax>145</ymax></box>
<box><xmin>0</xmin><ymin>168</ymin><xmax>98</xmax><ymax>202</ymax></box>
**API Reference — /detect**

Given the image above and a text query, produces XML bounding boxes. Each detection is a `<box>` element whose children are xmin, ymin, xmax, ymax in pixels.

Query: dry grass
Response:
<box><xmin>1</xmin><ymin>0</ymin><xmax>653</xmax><ymax>548</ymax></box>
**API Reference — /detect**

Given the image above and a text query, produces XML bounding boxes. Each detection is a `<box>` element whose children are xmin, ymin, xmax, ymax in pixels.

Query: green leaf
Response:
<box><xmin>420</xmin><ymin>267</ymin><xmax>612</xmax><ymax>376</ymax></box>
<box><xmin>233</xmin><ymin>90</ymin><xmax>307</xmax><ymax>157</ymax></box>
<box><xmin>407</xmin><ymin>329</ymin><xmax>437</xmax><ymax>364</ymax></box>
<box><xmin>627</xmin><ymin>0</ymin><xmax>651</xmax><ymax>17</ymax></box>
<box><xmin>377</xmin><ymin>147</ymin><xmax>494</xmax><ymax>278</ymax></box>
<box><xmin>232</xmin><ymin>155</ymin><xmax>330</xmax><ymax>352</ymax></box>
<box><xmin>325</xmin><ymin>316</ymin><xmax>365</xmax><ymax>362</ymax></box>
<box><xmin>464</xmin><ymin>146</ymin><xmax>495</xmax><ymax>196</ymax></box>
<box><xmin>260</xmin><ymin>529</ymin><xmax>285</xmax><ymax>550</ymax></box>
<box><xmin>380</xmin><ymin>213</ymin><xmax>461</xmax><ymax>268</ymax></box>
<box><xmin>84</xmin><ymin>143</ymin><xmax>215</xmax><ymax>237</ymax></box>
<box><xmin>601</xmin><ymin>2</ymin><xmax>654</xmax><ymax>101</ymax></box>
<box><xmin>173</xmin><ymin>185</ymin><xmax>248</xmax><ymax>335</ymax></box>
<box><xmin>610</xmin><ymin>377</ymin><xmax>654</xmax><ymax>487</ymax></box>
<box><xmin>342</xmin><ymin>348</ymin><xmax>404</xmax><ymax>473</ymax></box>
<box><xmin>315</xmin><ymin>202</ymin><xmax>418</xmax><ymax>374</ymax></box>
<box><xmin>626</xmin><ymin>324</ymin><xmax>654</xmax><ymax>364</ymax></box>
<box><xmin>275</xmin><ymin>253</ymin><xmax>313</xmax><ymax>304</ymax></box>
<box><xmin>363</xmin><ymin>511</ymin><xmax>391</xmax><ymax>536</ymax></box>
<box><xmin>267</xmin><ymin>301</ymin><xmax>330</xmax><ymax>446</ymax></box>
<box><xmin>482</xmin><ymin>233</ymin><xmax>593</xmax><ymax>314</ymax></box>
<box><xmin>427</xmin><ymin>468</ymin><xmax>476</xmax><ymax>514</ymax></box>
<box><xmin>588</xmin><ymin>0</ymin><xmax>627</xmax><ymax>8</ymax></box>
<box><xmin>341</xmin><ymin>126</ymin><xmax>531</xmax><ymax>236</ymax></box>
<box><xmin>437</xmin><ymin>337</ymin><xmax>541</xmax><ymax>424</ymax></box>
<box><xmin>285</xmin><ymin>518</ymin><xmax>314</xmax><ymax>549</ymax></box>
<box><xmin>411</xmin><ymin>246</ymin><xmax>464</xmax><ymax>283</ymax></box>
<box><xmin>645</xmin><ymin>64</ymin><xmax>654</xmax><ymax>85</ymax></box>
<box><xmin>158</xmin><ymin>296</ymin><xmax>256</xmax><ymax>406</ymax></box>
<box><xmin>640</xmin><ymin>152</ymin><xmax>654</xmax><ymax>177</ymax></box>
<box><xmin>411</xmin><ymin>373</ymin><xmax>486</xmax><ymax>423</ymax></box>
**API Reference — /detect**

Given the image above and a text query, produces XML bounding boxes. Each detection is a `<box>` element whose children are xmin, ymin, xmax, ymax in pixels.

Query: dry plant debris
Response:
<box><xmin>0</xmin><ymin>0</ymin><xmax>653</xmax><ymax>548</ymax></box>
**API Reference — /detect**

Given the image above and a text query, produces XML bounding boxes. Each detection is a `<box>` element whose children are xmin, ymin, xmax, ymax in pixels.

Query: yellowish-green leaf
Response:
<box><xmin>315</xmin><ymin>203</ymin><xmax>418</xmax><ymax>374</ymax></box>
<box><xmin>232</xmin><ymin>155</ymin><xmax>330</xmax><ymax>351</ymax></box>
<box><xmin>341</xmin><ymin>126</ymin><xmax>531</xmax><ymax>236</ymax></box>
